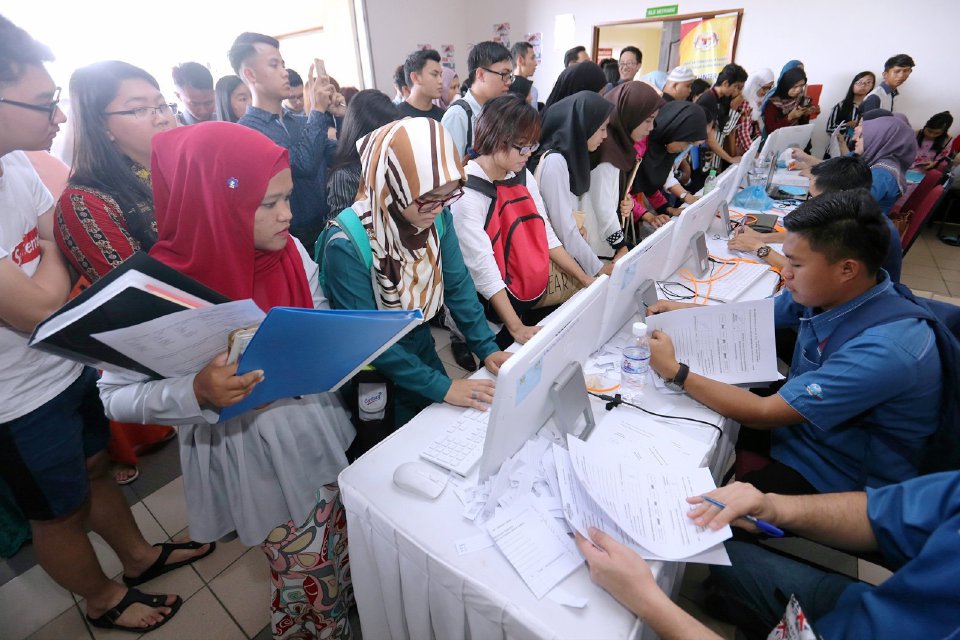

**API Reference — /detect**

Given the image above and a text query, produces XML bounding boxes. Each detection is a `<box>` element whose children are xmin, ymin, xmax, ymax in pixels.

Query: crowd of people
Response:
<box><xmin>1</xmin><ymin>11</ymin><xmax>959</xmax><ymax>640</ymax></box>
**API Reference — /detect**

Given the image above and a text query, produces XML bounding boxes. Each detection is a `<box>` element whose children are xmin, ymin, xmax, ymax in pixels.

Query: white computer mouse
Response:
<box><xmin>392</xmin><ymin>461</ymin><xmax>448</xmax><ymax>499</ymax></box>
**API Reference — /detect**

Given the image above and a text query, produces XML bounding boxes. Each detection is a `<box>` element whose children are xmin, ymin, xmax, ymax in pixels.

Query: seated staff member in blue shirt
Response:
<box><xmin>320</xmin><ymin>118</ymin><xmax>511</xmax><ymax>428</ymax></box>
<box><xmin>647</xmin><ymin>190</ymin><xmax>941</xmax><ymax>495</ymax></box>
<box><xmin>576</xmin><ymin>472</ymin><xmax>960</xmax><ymax>639</ymax></box>
<box><xmin>229</xmin><ymin>32</ymin><xmax>337</xmax><ymax>256</ymax></box>
<box><xmin>730</xmin><ymin>156</ymin><xmax>903</xmax><ymax>282</ymax></box>
<box><xmin>852</xmin><ymin>112</ymin><xmax>918</xmax><ymax>215</ymax></box>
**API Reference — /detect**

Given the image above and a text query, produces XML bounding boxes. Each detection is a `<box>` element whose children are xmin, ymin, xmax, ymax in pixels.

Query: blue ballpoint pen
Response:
<box><xmin>698</xmin><ymin>495</ymin><xmax>785</xmax><ymax>537</ymax></box>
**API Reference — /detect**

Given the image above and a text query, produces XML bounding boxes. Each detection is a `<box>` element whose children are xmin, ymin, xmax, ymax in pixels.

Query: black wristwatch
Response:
<box><xmin>756</xmin><ymin>245</ymin><xmax>771</xmax><ymax>259</ymax></box>
<box><xmin>665</xmin><ymin>362</ymin><xmax>690</xmax><ymax>392</ymax></box>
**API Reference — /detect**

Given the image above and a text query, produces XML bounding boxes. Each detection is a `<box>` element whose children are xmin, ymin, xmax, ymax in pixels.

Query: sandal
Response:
<box><xmin>114</xmin><ymin>465</ymin><xmax>140</xmax><ymax>486</ymax></box>
<box><xmin>123</xmin><ymin>541</ymin><xmax>217</xmax><ymax>587</ymax></box>
<box><xmin>86</xmin><ymin>587</ymin><xmax>182</xmax><ymax>633</ymax></box>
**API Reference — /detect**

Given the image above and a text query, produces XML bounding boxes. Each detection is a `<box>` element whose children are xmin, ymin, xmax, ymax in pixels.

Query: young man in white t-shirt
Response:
<box><xmin>0</xmin><ymin>16</ymin><xmax>211</xmax><ymax>633</ymax></box>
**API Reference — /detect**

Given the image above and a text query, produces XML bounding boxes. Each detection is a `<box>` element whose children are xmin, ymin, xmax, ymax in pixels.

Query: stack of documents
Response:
<box><xmin>450</xmin><ymin>408</ymin><xmax>732</xmax><ymax>602</ymax></box>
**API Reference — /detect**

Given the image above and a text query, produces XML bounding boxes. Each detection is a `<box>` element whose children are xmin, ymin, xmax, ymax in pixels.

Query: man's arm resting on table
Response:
<box><xmin>647</xmin><ymin>328</ymin><xmax>800</xmax><ymax>428</ymax></box>
<box><xmin>688</xmin><ymin>482</ymin><xmax>877</xmax><ymax>553</ymax></box>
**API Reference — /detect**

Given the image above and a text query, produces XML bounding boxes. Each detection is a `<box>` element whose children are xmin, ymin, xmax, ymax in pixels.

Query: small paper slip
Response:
<box><xmin>644</xmin><ymin>299</ymin><xmax>779</xmax><ymax>385</ymax></box>
<box><xmin>486</xmin><ymin>503</ymin><xmax>582</xmax><ymax>599</ymax></box>
<box><xmin>454</xmin><ymin>533</ymin><xmax>494</xmax><ymax>556</ymax></box>
<box><xmin>92</xmin><ymin>300</ymin><xmax>266</xmax><ymax>378</ymax></box>
<box><xmin>547</xmin><ymin>587</ymin><xmax>588</xmax><ymax>609</ymax></box>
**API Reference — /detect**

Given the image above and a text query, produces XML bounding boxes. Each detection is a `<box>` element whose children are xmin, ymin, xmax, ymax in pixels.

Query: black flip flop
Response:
<box><xmin>123</xmin><ymin>541</ymin><xmax>216</xmax><ymax>587</ymax></box>
<box><xmin>86</xmin><ymin>587</ymin><xmax>183</xmax><ymax>633</ymax></box>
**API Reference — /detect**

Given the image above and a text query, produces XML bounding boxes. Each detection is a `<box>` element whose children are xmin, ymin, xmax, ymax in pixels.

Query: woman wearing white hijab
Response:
<box><xmin>734</xmin><ymin>68</ymin><xmax>774</xmax><ymax>155</ymax></box>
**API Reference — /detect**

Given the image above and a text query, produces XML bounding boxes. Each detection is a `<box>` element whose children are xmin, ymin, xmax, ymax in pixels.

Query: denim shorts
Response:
<box><xmin>0</xmin><ymin>368</ymin><xmax>110</xmax><ymax>520</ymax></box>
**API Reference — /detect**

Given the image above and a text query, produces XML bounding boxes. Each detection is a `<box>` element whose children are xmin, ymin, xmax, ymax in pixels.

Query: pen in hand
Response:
<box><xmin>698</xmin><ymin>495</ymin><xmax>785</xmax><ymax>537</ymax></box>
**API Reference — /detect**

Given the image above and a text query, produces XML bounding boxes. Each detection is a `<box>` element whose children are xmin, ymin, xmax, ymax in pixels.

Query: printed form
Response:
<box><xmin>644</xmin><ymin>298</ymin><xmax>779</xmax><ymax>385</ymax></box>
<box><xmin>92</xmin><ymin>300</ymin><xmax>265</xmax><ymax>377</ymax></box>
<box><xmin>565</xmin><ymin>436</ymin><xmax>731</xmax><ymax>560</ymax></box>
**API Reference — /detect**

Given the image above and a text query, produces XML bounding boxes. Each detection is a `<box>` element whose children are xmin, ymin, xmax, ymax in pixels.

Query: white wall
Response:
<box><xmin>363</xmin><ymin>0</ymin><xmax>960</xmax><ymax>152</ymax></box>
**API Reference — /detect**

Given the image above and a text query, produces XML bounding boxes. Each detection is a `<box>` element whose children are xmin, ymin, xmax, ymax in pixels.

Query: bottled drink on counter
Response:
<box><xmin>702</xmin><ymin>169</ymin><xmax>719</xmax><ymax>194</ymax></box>
<box><xmin>621</xmin><ymin>322</ymin><xmax>650</xmax><ymax>398</ymax></box>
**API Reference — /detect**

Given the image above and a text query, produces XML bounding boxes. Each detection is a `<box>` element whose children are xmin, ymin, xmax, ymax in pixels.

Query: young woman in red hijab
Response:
<box><xmin>99</xmin><ymin>122</ymin><xmax>356</xmax><ymax>639</ymax></box>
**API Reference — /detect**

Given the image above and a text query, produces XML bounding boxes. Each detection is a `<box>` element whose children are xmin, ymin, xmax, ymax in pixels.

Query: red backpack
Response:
<box><xmin>464</xmin><ymin>171</ymin><xmax>550</xmax><ymax>303</ymax></box>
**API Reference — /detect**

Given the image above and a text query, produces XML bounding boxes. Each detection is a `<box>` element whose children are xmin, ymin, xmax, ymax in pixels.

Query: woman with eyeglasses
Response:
<box><xmin>319</xmin><ymin>117</ymin><xmax>511</xmax><ymax>428</ymax></box>
<box><xmin>54</xmin><ymin>61</ymin><xmax>180</xmax><ymax>486</ymax></box>
<box><xmin>452</xmin><ymin>95</ymin><xmax>594</xmax><ymax>348</ymax></box>
<box><xmin>825</xmin><ymin>71</ymin><xmax>875</xmax><ymax>136</ymax></box>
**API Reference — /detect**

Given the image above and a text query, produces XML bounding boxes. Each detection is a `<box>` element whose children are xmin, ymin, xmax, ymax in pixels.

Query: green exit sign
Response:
<box><xmin>646</xmin><ymin>4</ymin><xmax>679</xmax><ymax>17</ymax></box>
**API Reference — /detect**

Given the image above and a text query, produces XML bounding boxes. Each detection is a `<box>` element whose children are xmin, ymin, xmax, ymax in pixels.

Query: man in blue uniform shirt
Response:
<box><xmin>647</xmin><ymin>190</ymin><xmax>941</xmax><ymax>494</ymax></box>
<box><xmin>576</xmin><ymin>472</ymin><xmax>960</xmax><ymax>639</ymax></box>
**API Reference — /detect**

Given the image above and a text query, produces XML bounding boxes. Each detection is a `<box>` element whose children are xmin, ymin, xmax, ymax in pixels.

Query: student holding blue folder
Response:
<box><xmin>320</xmin><ymin>117</ymin><xmax>511</xmax><ymax>428</ymax></box>
<box><xmin>99</xmin><ymin>122</ymin><xmax>356</xmax><ymax>639</ymax></box>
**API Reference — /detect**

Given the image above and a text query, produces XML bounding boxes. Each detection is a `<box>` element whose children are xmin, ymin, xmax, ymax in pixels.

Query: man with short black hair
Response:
<box><xmin>230</xmin><ymin>32</ymin><xmax>336</xmax><ymax>254</ymax></box>
<box><xmin>697</xmin><ymin>62</ymin><xmax>748</xmax><ymax>168</ymax></box>
<box><xmin>398</xmin><ymin>49</ymin><xmax>445</xmax><ymax>121</ymax></box>
<box><xmin>650</xmin><ymin>189</ymin><xmax>941</xmax><ymax>496</ymax></box>
<box><xmin>172</xmin><ymin>61</ymin><xmax>215</xmax><ymax>124</ymax></box>
<box><xmin>283</xmin><ymin>69</ymin><xmax>305</xmax><ymax>115</ymax></box>
<box><xmin>731</xmin><ymin>156</ymin><xmax>903</xmax><ymax>281</ymax></box>
<box><xmin>563</xmin><ymin>46</ymin><xmax>590</xmax><ymax>67</ymax></box>
<box><xmin>511</xmin><ymin>41</ymin><xmax>539</xmax><ymax>105</ymax></box>
<box><xmin>440</xmin><ymin>40</ymin><xmax>512</xmax><ymax>160</ymax></box>
<box><xmin>617</xmin><ymin>46</ymin><xmax>642</xmax><ymax>84</ymax></box>
<box><xmin>0</xmin><ymin>15</ymin><xmax>211</xmax><ymax>632</ymax></box>
<box><xmin>861</xmin><ymin>53</ymin><xmax>915</xmax><ymax>114</ymax></box>
<box><xmin>393</xmin><ymin>64</ymin><xmax>410</xmax><ymax>105</ymax></box>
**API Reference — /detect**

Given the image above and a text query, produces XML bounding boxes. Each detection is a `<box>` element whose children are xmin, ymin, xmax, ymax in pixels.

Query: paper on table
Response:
<box><xmin>644</xmin><ymin>299</ymin><xmax>779</xmax><ymax>385</ymax></box>
<box><xmin>486</xmin><ymin>501</ymin><xmax>582</xmax><ymax>599</ymax></box>
<box><xmin>566</xmin><ymin>436</ymin><xmax>731</xmax><ymax>560</ymax></box>
<box><xmin>93</xmin><ymin>300</ymin><xmax>265</xmax><ymax>378</ymax></box>
<box><xmin>590</xmin><ymin>411</ymin><xmax>711</xmax><ymax>468</ymax></box>
<box><xmin>554</xmin><ymin>443</ymin><xmax>730</xmax><ymax>564</ymax></box>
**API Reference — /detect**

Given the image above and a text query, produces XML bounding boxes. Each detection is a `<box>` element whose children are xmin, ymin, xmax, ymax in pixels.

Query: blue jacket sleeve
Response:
<box><xmin>288</xmin><ymin>111</ymin><xmax>333</xmax><ymax>178</ymax></box>
<box><xmin>436</xmin><ymin>209</ymin><xmax>500</xmax><ymax>362</ymax></box>
<box><xmin>815</xmin><ymin>472</ymin><xmax>960</xmax><ymax>639</ymax></box>
<box><xmin>322</xmin><ymin>233</ymin><xmax>453</xmax><ymax>403</ymax></box>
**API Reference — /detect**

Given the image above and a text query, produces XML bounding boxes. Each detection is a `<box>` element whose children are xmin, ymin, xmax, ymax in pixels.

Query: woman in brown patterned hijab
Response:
<box><xmin>321</xmin><ymin>117</ymin><xmax>511</xmax><ymax>428</ymax></box>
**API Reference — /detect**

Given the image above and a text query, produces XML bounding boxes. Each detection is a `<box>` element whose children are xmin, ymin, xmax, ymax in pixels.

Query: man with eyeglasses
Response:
<box><xmin>0</xmin><ymin>15</ymin><xmax>197</xmax><ymax>632</ymax></box>
<box><xmin>441</xmin><ymin>41</ymin><xmax>513</xmax><ymax>162</ymax></box>
<box><xmin>230</xmin><ymin>31</ymin><xmax>336</xmax><ymax>255</ymax></box>
<box><xmin>617</xmin><ymin>46</ymin><xmax>642</xmax><ymax>85</ymax></box>
<box><xmin>440</xmin><ymin>40</ymin><xmax>513</xmax><ymax>371</ymax></box>
<box><xmin>171</xmin><ymin>62</ymin><xmax>215</xmax><ymax>124</ymax></box>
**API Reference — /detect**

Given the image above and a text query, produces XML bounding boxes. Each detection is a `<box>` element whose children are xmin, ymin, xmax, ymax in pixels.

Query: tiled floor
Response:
<box><xmin>2</xmin><ymin>226</ymin><xmax>957</xmax><ymax>639</ymax></box>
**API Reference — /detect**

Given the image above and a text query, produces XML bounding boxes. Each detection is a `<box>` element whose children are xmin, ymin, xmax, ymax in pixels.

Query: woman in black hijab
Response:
<box><xmin>633</xmin><ymin>101</ymin><xmax>708</xmax><ymax>213</ymax></box>
<box><xmin>543</xmin><ymin>62</ymin><xmax>607</xmax><ymax>113</ymax></box>
<box><xmin>531</xmin><ymin>91</ymin><xmax>615</xmax><ymax>276</ymax></box>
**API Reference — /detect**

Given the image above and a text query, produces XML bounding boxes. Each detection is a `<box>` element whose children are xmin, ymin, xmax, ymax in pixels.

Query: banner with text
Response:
<box><xmin>677</xmin><ymin>14</ymin><xmax>738</xmax><ymax>81</ymax></box>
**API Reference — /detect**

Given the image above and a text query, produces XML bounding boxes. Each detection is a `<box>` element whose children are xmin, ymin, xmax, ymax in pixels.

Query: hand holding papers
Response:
<box><xmin>645</xmin><ymin>298</ymin><xmax>780</xmax><ymax>386</ymax></box>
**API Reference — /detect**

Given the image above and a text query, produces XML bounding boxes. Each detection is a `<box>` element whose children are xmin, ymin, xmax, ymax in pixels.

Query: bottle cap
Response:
<box><xmin>632</xmin><ymin>322</ymin><xmax>647</xmax><ymax>336</ymax></box>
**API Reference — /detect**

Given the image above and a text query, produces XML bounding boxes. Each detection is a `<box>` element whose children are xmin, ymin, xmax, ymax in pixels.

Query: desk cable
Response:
<box><xmin>588</xmin><ymin>391</ymin><xmax>724</xmax><ymax>440</ymax></box>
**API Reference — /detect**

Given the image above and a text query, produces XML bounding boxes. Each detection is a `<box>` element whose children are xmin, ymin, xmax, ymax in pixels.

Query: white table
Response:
<box><xmin>339</xmin><ymin>214</ymin><xmax>780</xmax><ymax>640</ymax></box>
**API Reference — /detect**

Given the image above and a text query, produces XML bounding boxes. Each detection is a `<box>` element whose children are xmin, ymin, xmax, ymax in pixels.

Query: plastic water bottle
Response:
<box><xmin>621</xmin><ymin>322</ymin><xmax>650</xmax><ymax>398</ymax></box>
<box><xmin>702</xmin><ymin>169</ymin><xmax>719</xmax><ymax>194</ymax></box>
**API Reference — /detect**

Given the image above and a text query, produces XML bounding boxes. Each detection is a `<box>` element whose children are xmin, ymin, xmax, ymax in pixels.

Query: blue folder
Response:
<box><xmin>219</xmin><ymin>307</ymin><xmax>423</xmax><ymax>422</ymax></box>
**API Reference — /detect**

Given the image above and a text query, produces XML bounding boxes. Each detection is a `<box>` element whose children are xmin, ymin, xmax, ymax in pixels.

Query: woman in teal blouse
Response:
<box><xmin>321</xmin><ymin>117</ymin><xmax>510</xmax><ymax>428</ymax></box>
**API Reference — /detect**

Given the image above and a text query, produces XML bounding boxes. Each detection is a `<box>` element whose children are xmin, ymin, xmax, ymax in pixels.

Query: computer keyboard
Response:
<box><xmin>707</xmin><ymin>261</ymin><xmax>772</xmax><ymax>302</ymax></box>
<box><xmin>420</xmin><ymin>408</ymin><xmax>489</xmax><ymax>476</ymax></box>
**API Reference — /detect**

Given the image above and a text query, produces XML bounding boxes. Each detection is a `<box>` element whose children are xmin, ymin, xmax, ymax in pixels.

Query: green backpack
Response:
<box><xmin>314</xmin><ymin>206</ymin><xmax>446</xmax><ymax>294</ymax></box>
